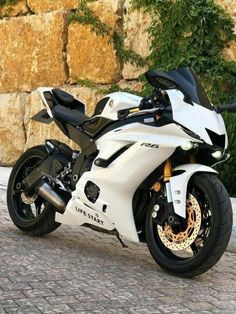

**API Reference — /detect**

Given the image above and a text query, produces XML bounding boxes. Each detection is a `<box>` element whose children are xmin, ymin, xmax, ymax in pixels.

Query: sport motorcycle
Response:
<box><xmin>7</xmin><ymin>67</ymin><xmax>235</xmax><ymax>277</ymax></box>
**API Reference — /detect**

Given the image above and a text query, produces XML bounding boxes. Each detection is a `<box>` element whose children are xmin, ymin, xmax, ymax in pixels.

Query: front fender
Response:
<box><xmin>169</xmin><ymin>164</ymin><xmax>217</xmax><ymax>218</ymax></box>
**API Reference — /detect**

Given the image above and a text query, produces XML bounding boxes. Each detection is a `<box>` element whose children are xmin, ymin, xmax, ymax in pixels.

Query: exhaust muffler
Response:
<box><xmin>38</xmin><ymin>182</ymin><xmax>66</xmax><ymax>214</ymax></box>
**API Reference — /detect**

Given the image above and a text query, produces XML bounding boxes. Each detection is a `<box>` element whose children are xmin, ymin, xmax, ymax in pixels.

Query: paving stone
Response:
<box><xmin>211</xmin><ymin>300</ymin><xmax>236</xmax><ymax>309</ymax></box>
<box><xmin>155</xmin><ymin>304</ymin><xmax>190</xmax><ymax>313</ymax></box>
<box><xmin>183</xmin><ymin>301</ymin><xmax>218</xmax><ymax>311</ymax></box>
<box><xmin>0</xmin><ymin>201</ymin><xmax>236</xmax><ymax>313</ymax></box>
<box><xmin>0</xmin><ymin>283</ymin><xmax>31</xmax><ymax>292</ymax></box>
<box><xmin>0</xmin><ymin>299</ymin><xmax>16</xmax><ymax>308</ymax></box>
<box><xmin>68</xmin><ymin>301</ymin><xmax>105</xmax><ymax>312</ymax></box>
<box><xmin>98</xmin><ymin>299</ymin><xmax>135</xmax><ymax>309</ymax></box>
<box><xmin>37</xmin><ymin>303</ymin><xmax>74</xmax><ymax>313</ymax></box>
<box><xmin>124</xmin><ymin>305</ymin><xmax>162</xmax><ymax>314</ymax></box>
<box><xmin>52</xmin><ymin>288</ymin><xmax>86</xmax><ymax>297</ymax></box>
<box><xmin>22</xmin><ymin>289</ymin><xmax>55</xmax><ymax>298</ymax></box>
<box><xmin>0</xmin><ymin>291</ymin><xmax>25</xmax><ymax>300</ymax></box>
<box><xmin>15</xmin><ymin>297</ymin><xmax>49</xmax><ymax>308</ymax></box>
<box><xmin>5</xmin><ymin>306</ymin><xmax>41</xmax><ymax>314</ymax></box>
<box><xmin>45</xmin><ymin>295</ymin><xmax>77</xmax><ymax>305</ymax></box>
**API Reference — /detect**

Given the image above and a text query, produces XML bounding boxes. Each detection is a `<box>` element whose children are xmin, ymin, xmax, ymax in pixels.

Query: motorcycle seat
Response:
<box><xmin>52</xmin><ymin>89</ymin><xmax>86</xmax><ymax>114</ymax></box>
<box><xmin>53</xmin><ymin>104</ymin><xmax>89</xmax><ymax>127</ymax></box>
<box><xmin>51</xmin><ymin>89</ymin><xmax>112</xmax><ymax>136</ymax></box>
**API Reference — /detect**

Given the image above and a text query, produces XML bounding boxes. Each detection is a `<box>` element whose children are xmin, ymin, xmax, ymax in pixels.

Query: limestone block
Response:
<box><xmin>67</xmin><ymin>1</ymin><xmax>122</xmax><ymax>84</ymax></box>
<box><xmin>120</xmin><ymin>81</ymin><xmax>143</xmax><ymax>92</ymax></box>
<box><xmin>27</xmin><ymin>0</ymin><xmax>78</xmax><ymax>14</ymax></box>
<box><xmin>0</xmin><ymin>0</ymin><xmax>28</xmax><ymax>17</ymax></box>
<box><xmin>223</xmin><ymin>41</ymin><xmax>236</xmax><ymax>61</ymax></box>
<box><xmin>122</xmin><ymin>0</ymin><xmax>151</xmax><ymax>80</ymax></box>
<box><xmin>215</xmin><ymin>0</ymin><xmax>236</xmax><ymax>32</ymax></box>
<box><xmin>215</xmin><ymin>0</ymin><xmax>236</xmax><ymax>60</ymax></box>
<box><xmin>0</xmin><ymin>93</ymin><xmax>27</xmax><ymax>166</ymax></box>
<box><xmin>0</xmin><ymin>11</ymin><xmax>67</xmax><ymax>94</ymax></box>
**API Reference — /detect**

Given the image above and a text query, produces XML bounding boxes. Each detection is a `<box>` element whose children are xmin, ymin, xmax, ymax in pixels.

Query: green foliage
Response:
<box><xmin>68</xmin><ymin>0</ymin><xmax>111</xmax><ymax>36</ymax></box>
<box><xmin>76</xmin><ymin>78</ymin><xmax>97</xmax><ymax>88</ymax></box>
<box><xmin>75</xmin><ymin>79</ymin><xmax>138</xmax><ymax>97</ymax></box>
<box><xmin>96</xmin><ymin>83</ymin><xmax>139</xmax><ymax>96</ymax></box>
<box><xmin>217</xmin><ymin>113</ymin><xmax>236</xmax><ymax>196</ymax></box>
<box><xmin>112</xmin><ymin>32</ymin><xmax>145</xmax><ymax>67</ymax></box>
<box><xmin>96</xmin><ymin>84</ymin><xmax>120</xmax><ymax>95</ymax></box>
<box><xmin>132</xmin><ymin>0</ymin><xmax>236</xmax><ymax>194</ymax></box>
<box><xmin>69</xmin><ymin>0</ymin><xmax>144</xmax><ymax>66</ymax></box>
<box><xmin>133</xmin><ymin>0</ymin><xmax>236</xmax><ymax>102</ymax></box>
<box><xmin>0</xmin><ymin>0</ymin><xmax>18</xmax><ymax>7</ymax></box>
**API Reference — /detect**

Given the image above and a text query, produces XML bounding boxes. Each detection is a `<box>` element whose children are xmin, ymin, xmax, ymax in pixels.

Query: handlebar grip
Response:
<box><xmin>217</xmin><ymin>102</ymin><xmax>236</xmax><ymax>113</ymax></box>
<box><xmin>139</xmin><ymin>96</ymin><xmax>153</xmax><ymax>110</ymax></box>
<box><xmin>117</xmin><ymin>107</ymin><xmax>140</xmax><ymax>119</ymax></box>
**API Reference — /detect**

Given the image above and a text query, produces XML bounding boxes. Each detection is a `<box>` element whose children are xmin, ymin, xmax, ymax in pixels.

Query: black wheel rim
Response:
<box><xmin>11</xmin><ymin>155</ymin><xmax>48</xmax><ymax>223</ymax></box>
<box><xmin>152</xmin><ymin>183</ymin><xmax>213</xmax><ymax>262</ymax></box>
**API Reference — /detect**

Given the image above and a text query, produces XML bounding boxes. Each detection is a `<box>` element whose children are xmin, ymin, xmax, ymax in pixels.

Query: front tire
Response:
<box><xmin>7</xmin><ymin>145</ymin><xmax>60</xmax><ymax>236</ymax></box>
<box><xmin>145</xmin><ymin>173</ymin><xmax>232</xmax><ymax>277</ymax></box>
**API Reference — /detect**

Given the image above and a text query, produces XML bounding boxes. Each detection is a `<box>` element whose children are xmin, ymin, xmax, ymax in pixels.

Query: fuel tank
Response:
<box><xmin>95</xmin><ymin>92</ymin><xmax>142</xmax><ymax>121</ymax></box>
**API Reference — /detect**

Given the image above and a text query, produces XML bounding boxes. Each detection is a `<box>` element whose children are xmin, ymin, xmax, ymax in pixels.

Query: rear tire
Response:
<box><xmin>145</xmin><ymin>173</ymin><xmax>232</xmax><ymax>277</ymax></box>
<box><xmin>7</xmin><ymin>145</ymin><xmax>61</xmax><ymax>236</ymax></box>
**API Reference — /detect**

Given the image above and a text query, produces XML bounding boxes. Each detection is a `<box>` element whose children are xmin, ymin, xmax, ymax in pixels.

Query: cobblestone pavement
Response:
<box><xmin>0</xmin><ymin>194</ymin><xmax>236</xmax><ymax>314</ymax></box>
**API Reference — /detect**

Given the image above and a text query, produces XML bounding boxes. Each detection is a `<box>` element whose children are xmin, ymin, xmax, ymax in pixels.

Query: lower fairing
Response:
<box><xmin>56</xmin><ymin>143</ymin><xmax>175</xmax><ymax>242</ymax></box>
<box><xmin>55</xmin><ymin>122</ymin><xmax>208</xmax><ymax>242</ymax></box>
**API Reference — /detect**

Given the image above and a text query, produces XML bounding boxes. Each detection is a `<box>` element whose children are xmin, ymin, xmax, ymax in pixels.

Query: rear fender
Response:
<box><xmin>169</xmin><ymin>164</ymin><xmax>217</xmax><ymax>218</ymax></box>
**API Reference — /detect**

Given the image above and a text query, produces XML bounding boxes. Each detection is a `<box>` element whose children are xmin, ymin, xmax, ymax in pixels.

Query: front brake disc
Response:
<box><xmin>157</xmin><ymin>194</ymin><xmax>202</xmax><ymax>251</ymax></box>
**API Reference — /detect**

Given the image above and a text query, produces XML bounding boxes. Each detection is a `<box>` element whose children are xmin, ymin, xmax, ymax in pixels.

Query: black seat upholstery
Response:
<box><xmin>52</xmin><ymin>89</ymin><xmax>86</xmax><ymax>114</ymax></box>
<box><xmin>52</xmin><ymin>89</ymin><xmax>74</xmax><ymax>105</ymax></box>
<box><xmin>51</xmin><ymin>89</ymin><xmax>112</xmax><ymax>137</ymax></box>
<box><xmin>92</xmin><ymin>97</ymin><xmax>110</xmax><ymax>116</ymax></box>
<box><xmin>53</xmin><ymin>105</ymin><xmax>89</xmax><ymax>126</ymax></box>
<box><xmin>82</xmin><ymin>116</ymin><xmax>112</xmax><ymax>137</ymax></box>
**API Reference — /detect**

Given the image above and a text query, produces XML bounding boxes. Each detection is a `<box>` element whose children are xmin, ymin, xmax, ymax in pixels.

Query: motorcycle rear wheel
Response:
<box><xmin>145</xmin><ymin>173</ymin><xmax>232</xmax><ymax>277</ymax></box>
<box><xmin>7</xmin><ymin>145</ymin><xmax>60</xmax><ymax>236</ymax></box>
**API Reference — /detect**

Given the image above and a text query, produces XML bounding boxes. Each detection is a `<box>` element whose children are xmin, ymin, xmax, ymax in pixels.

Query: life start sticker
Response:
<box><xmin>75</xmin><ymin>207</ymin><xmax>104</xmax><ymax>226</ymax></box>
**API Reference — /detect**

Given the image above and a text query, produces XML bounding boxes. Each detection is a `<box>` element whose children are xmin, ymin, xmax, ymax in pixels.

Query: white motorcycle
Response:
<box><xmin>7</xmin><ymin>67</ymin><xmax>234</xmax><ymax>277</ymax></box>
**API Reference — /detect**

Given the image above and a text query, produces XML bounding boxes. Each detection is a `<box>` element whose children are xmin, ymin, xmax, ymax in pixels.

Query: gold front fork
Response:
<box><xmin>152</xmin><ymin>159</ymin><xmax>172</xmax><ymax>192</ymax></box>
<box><xmin>163</xmin><ymin>159</ymin><xmax>172</xmax><ymax>182</ymax></box>
<box><xmin>189</xmin><ymin>154</ymin><xmax>196</xmax><ymax>164</ymax></box>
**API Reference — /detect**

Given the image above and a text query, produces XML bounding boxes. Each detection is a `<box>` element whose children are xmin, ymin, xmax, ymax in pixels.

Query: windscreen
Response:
<box><xmin>146</xmin><ymin>67</ymin><xmax>213</xmax><ymax>111</ymax></box>
<box><xmin>167</xmin><ymin>67</ymin><xmax>213</xmax><ymax>110</ymax></box>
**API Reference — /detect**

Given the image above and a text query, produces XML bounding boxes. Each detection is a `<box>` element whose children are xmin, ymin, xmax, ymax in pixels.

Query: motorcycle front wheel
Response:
<box><xmin>145</xmin><ymin>173</ymin><xmax>232</xmax><ymax>277</ymax></box>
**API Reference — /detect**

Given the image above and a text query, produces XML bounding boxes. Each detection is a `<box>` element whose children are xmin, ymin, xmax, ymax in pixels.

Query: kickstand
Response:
<box><xmin>117</xmin><ymin>235</ymin><xmax>128</xmax><ymax>248</ymax></box>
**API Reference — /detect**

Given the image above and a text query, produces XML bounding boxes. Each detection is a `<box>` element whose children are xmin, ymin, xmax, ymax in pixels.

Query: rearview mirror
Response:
<box><xmin>145</xmin><ymin>70</ymin><xmax>177</xmax><ymax>90</ymax></box>
<box><xmin>217</xmin><ymin>101</ymin><xmax>236</xmax><ymax>113</ymax></box>
<box><xmin>145</xmin><ymin>69</ymin><xmax>193</xmax><ymax>105</ymax></box>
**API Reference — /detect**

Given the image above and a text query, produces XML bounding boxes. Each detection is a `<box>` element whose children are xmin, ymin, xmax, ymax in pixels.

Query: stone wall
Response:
<box><xmin>0</xmin><ymin>0</ymin><xmax>235</xmax><ymax>165</ymax></box>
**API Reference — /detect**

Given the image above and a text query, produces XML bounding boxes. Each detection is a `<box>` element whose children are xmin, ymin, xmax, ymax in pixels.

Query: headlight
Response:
<box><xmin>180</xmin><ymin>141</ymin><xmax>194</xmax><ymax>151</ymax></box>
<box><xmin>212</xmin><ymin>150</ymin><xmax>224</xmax><ymax>160</ymax></box>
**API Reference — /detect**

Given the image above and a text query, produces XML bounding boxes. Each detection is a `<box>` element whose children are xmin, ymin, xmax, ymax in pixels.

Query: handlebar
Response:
<box><xmin>217</xmin><ymin>101</ymin><xmax>236</xmax><ymax>113</ymax></box>
<box><xmin>117</xmin><ymin>89</ymin><xmax>168</xmax><ymax>119</ymax></box>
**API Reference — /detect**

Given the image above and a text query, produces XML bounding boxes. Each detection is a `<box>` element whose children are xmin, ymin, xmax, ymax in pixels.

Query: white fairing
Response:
<box><xmin>56</xmin><ymin>120</ymin><xmax>202</xmax><ymax>242</ymax></box>
<box><xmin>37</xmin><ymin>88</ymin><xmax>54</xmax><ymax>118</ymax></box>
<box><xmin>95</xmin><ymin>92</ymin><xmax>142</xmax><ymax>120</ymax></box>
<box><xmin>166</xmin><ymin>89</ymin><xmax>228</xmax><ymax>149</ymax></box>
<box><xmin>50</xmin><ymin>89</ymin><xmax>228</xmax><ymax>243</ymax></box>
<box><xmin>169</xmin><ymin>164</ymin><xmax>217</xmax><ymax>218</ymax></box>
